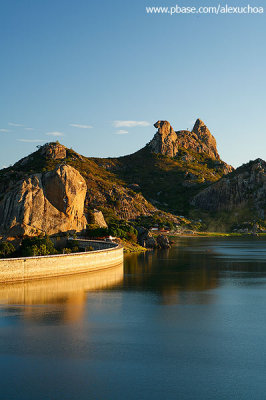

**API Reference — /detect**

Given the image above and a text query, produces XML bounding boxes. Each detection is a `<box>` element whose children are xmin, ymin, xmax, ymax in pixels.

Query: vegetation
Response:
<box><xmin>0</xmin><ymin>241</ymin><xmax>15</xmax><ymax>258</ymax></box>
<box><xmin>86</xmin><ymin>220</ymin><xmax>138</xmax><ymax>243</ymax></box>
<box><xmin>189</xmin><ymin>205</ymin><xmax>262</xmax><ymax>233</ymax></box>
<box><xmin>20</xmin><ymin>235</ymin><xmax>58</xmax><ymax>257</ymax></box>
<box><xmin>1</xmin><ymin>141</ymin><xmax>261</xmax><ymax>238</ymax></box>
<box><xmin>0</xmin><ymin>141</ymin><xmax>228</xmax><ymax>231</ymax></box>
<box><xmin>134</xmin><ymin>213</ymin><xmax>175</xmax><ymax>230</ymax></box>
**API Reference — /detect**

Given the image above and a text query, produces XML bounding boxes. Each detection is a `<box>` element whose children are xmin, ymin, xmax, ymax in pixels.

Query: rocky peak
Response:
<box><xmin>192</xmin><ymin>119</ymin><xmax>211</xmax><ymax>138</ymax></box>
<box><xmin>191</xmin><ymin>119</ymin><xmax>219</xmax><ymax>159</ymax></box>
<box><xmin>192</xmin><ymin>157</ymin><xmax>266</xmax><ymax>218</ymax></box>
<box><xmin>148</xmin><ymin>120</ymin><xmax>178</xmax><ymax>157</ymax></box>
<box><xmin>41</xmin><ymin>142</ymin><xmax>67</xmax><ymax>160</ymax></box>
<box><xmin>147</xmin><ymin>118</ymin><xmax>224</xmax><ymax>162</ymax></box>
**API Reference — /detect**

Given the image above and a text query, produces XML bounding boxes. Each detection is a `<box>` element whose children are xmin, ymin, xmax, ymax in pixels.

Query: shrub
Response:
<box><xmin>108</xmin><ymin>221</ymin><xmax>138</xmax><ymax>242</ymax></box>
<box><xmin>85</xmin><ymin>246</ymin><xmax>94</xmax><ymax>252</ymax></box>
<box><xmin>86</xmin><ymin>224</ymin><xmax>108</xmax><ymax>238</ymax></box>
<box><xmin>0</xmin><ymin>241</ymin><xmax>15</xmax><ymax>258</ymax></box>
<box><xmin>20</xmin><ymin>235</ymin><xmax>57</xmax><ymax>257</ymax></box>
<box><xmin>70</xmin><ymin>246</ymin><xmax>79</xmax><ymax>253</ymax></box>
<box><xmin>62</xmin><ymin>248</ymin><xmax>72</xmax><ymax>254</ymax></box>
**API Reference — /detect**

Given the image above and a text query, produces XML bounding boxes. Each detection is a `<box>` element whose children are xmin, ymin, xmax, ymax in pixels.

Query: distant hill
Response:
<box><xmin>192</xmin><ymin>158</ymin><xmax>266</xmax><ymax>231</ymax></box>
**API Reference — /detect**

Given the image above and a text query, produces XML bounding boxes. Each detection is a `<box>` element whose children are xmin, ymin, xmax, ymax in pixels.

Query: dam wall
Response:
<box><xmin>0</xmin><ymin>240</ymin><xmax>123</xmax><ymax>283</ymax></box>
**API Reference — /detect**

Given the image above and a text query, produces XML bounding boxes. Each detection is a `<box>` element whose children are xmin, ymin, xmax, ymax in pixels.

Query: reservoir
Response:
<box><xmin>1</xmin><ymin>237</ymin><xmax>266</xmax><ymax>399</ymax></box>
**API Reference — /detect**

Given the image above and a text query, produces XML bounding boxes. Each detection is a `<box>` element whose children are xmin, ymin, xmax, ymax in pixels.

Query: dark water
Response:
<box><xmin>1</xmin><ymin>237</ymin><xmax>266</xmax><ymax>400</ymax></box>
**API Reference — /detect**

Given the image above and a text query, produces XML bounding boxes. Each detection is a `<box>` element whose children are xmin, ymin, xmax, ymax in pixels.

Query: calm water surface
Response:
<box><xmin>1</xmin><ymin>237</ymin><xmax>266</xmax><ymax>399</ymax></box>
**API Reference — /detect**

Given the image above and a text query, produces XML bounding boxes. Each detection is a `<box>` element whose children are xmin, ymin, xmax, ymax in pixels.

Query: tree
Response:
<box><xmin>20</xmin><ymin>235</ymin><xmax>57</xmax><ymax>257</ymax></box>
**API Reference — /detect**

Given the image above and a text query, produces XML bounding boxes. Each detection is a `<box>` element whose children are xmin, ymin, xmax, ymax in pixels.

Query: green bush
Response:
<box><xmin>20</xmin><ymin>235</ymin><xmax>57</xmax><ymax>257</ymax></box>
<box><xmin>86</xmin><ymin>224</ymin><xmax>108</xmax><ymax>238</ymax></box>
<box><xmin>70</xmin><ymin>245</ymin><xmax>80</xmax><ymax>253</ymax></box>
<box><xmin>85</xmin><ymin>246</ymin><xmax>94</xmax><ymax>252</ymax></box>
<box><xmin>0</xmin><ymin>241</ymin><xmax>15</xmax><ymax>258</ymax></box>
<box><xmin>62</xmin><ymin>248</ymin><xmax>72</xmax><ymax>254</ymax></box>
<box><xmin>108</xmin><ymin>221</ymin><xmax>138</xmax><ymax>242</ymax></box>
<box><xmin>86</xmin><ymin>220</ymin><xmax>138</xmax><ymax>242</ymax></box>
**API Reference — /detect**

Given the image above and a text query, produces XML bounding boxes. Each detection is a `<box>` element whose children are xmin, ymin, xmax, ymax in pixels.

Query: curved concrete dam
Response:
<box><xmin>0</xmin><ymin>240</ymin><xmax>124</xmax><ymax>283</ymax></box>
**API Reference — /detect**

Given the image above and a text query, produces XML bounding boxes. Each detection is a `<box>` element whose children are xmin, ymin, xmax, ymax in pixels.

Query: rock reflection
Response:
<box><xmin>124</xmin><ymin>246</ymin><xmax>219</xmax><ymax>305</ymax></box>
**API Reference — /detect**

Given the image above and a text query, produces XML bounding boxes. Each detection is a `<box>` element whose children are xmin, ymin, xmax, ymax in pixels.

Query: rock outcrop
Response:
<box><xmin>192</xmin><ymin>159</ymin><xmax>266</xmax><ymax>219</ymax></box>
<box><xmin>149</xmin><ymin>121</ymin><xmax>179</xmax><ymax>157</ymax></box>
<box><xmin>41</xmin><ymin>142</ymin><xmax>67</xmax><ymax>160</ymax></box>
<box><xmin>88</xmin><ymin>209</ymin><xmax>108</xmax><ymax>228</ymax></box>
<box><xmin>137</xmin><ymin>227</ymin><xmax>157</xmax><ymax>248</ymax></box>
<box><xmin>174</xmin><ymin>119</ymin><xmax>220</xmax><ymax>160</ymax></box>
<box><xmin>137</xmin><ymin>228</ymin><xmax>171</xmax><ymax>249</ymax></box>
<box><xmin>0</xmin><ymin>165</ymin><xmax>87</xmax><ymax>237</ymax></box>
<box><xmin>156</xmin><ymin>234</ymin><xmax>171</xmax><ymax>249</ymax></box>
<box><xmin>190</xmin><ymin>119</ymin><xmax>220</xmax><ymax>159</ymax></box>
<box><xmin>148</xmin><ymin>119</ymin><xmax>229</xmax><ymax>163</ymax></box>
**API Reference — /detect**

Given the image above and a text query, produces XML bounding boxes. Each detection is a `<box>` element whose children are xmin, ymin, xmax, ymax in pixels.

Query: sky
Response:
<box><xmin>0</xmin><ymin>0</ymin><xmax>265</xmax><ymax>168</ymax></box>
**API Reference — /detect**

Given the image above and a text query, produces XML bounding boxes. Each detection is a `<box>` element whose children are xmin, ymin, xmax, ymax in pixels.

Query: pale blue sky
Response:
<box><xmin>0</xmin><ymin>0</ymin><xmax>265</xmax><ymax>168</ymax></box>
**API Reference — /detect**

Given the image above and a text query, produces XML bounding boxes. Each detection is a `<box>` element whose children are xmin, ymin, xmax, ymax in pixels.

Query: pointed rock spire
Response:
<box><xmin>191</xmin><ymin>119</ymin><xmax>220</xmax><ymax>159</ymax></box>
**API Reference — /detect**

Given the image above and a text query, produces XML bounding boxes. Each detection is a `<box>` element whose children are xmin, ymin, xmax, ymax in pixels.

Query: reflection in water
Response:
<box><xmin>0</xmin><ymin>264</ymin><xmax>124</xmax><ymax>321</ymax></box>
<box><xmin>124</xmin><ymin>238</ymin><xmax>266</xmax><ymax>304</ymax></box>
<box><xmin>2</xmin><ymin>238</ymin><xmax>266</xmax><ymax>311</ymax></box>
<box><xmin>124</xmin><ymin>244</ymin><xmax>219</xmax><ymax>305</ymax></box>
<box><xmin>1</xmin><ymin>239</ymin><xmax>266</xmax><ymax>400</ymax></box>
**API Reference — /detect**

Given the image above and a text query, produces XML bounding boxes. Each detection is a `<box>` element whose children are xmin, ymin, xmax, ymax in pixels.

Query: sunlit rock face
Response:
<box><xmin>88</xmin><ymin>209</ymin><xmax>108</xmax><ymax>228</ymax></box>
<box><xmin>41</xmin><ymin>142</ymin><xmax>67</xmax><ymax>160</ymax></box>
<box><xmin>0</xmin><ymin>165</ymin><xmax>88</xmax><ymax>237</ymax></box>
<box><xmin>148</xmin><ymin>121</ymin><xmax>179</xmax><ymax>157</ymax></box>
<box><xmin>148</xmin><ymin>119</ymin><xmax>224</xmax><ymax>161</ymax></box>
<box><xmin>190</xmin><ymin>119</ymin><xmax>220</xmax><ymax>160</ymax></box>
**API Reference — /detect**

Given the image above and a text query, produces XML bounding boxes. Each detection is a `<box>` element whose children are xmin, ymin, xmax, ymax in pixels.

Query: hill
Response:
<box><xmin>192</xmin><ymin>158</ymin><xmax>266</xmax><ymax>232</ymax></box>
<box><xmin>0</xmin><ymin>118</ymin><xmax>241</xmax><ymax>237</ymax></box>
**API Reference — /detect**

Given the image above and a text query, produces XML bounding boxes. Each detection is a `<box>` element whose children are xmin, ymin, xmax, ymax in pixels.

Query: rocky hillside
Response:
<box><xmin>192</xmin><ymin>159</ymin><xmax>266</xmax><ymax>220</ymax></box>
<box><xmin>94</xmin><ymin>119</ymin><xmax>233</xmax><ymax>214</ymax></box>
<box><xmin>0</xmin><ymin>118</ymin><xmax>237</xmax><ymax>237</ymax></box>
<box><xmin>0</xmin><ymin>143</ymin><xmax>163</xmax><ymax>237</ymax></box>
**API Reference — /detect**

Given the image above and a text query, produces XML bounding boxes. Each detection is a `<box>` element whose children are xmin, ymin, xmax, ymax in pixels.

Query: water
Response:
<box><xmin>1</xmin><ymin>237</ymin><xmax>266</xmax><ymax>399</ymax></box>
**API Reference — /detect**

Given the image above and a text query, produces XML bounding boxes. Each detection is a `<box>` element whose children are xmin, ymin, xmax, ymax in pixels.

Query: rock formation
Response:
<box><xmin>148</xmin><ymin>119</ymin><xmax>227</xmax><ymax>162</ymax></box>
<box><xmin>137</xmin><ymin>227</ymin><xmax>157</xmax><ymax>248</ymax></box>
<box><xmin>0</xmin><ymin>115</ymin><xmax>238</xmax><ymax>235</ymax></box>
<box><xmin>137</xmin><ymin>228</ymin><xmax>171</xmax><ymax>249</ymax></box>
<box><xmin>192</xmin><ymin>159</ymin><xmax>266</xmax><ymax>219</ymax></box>
<box><xmin>149</xmin><ymin>121</ymin><xmax>179</xmax><ymax>157</ymax></box>
<box><xmin>156</xmin><ymin>234</ymin><xmax>171</xmax><ymax>249</ymax></box>
<box><xmin>0</xmin><ymin>165</ymin><xmax>87</xmax><ymax>237</ymax></box>
<box><xmin>88</xmin><ymin>209</ymin><xmax>108</xmax><ymax>228</ymax></box>
<box><xmin>41</xmin><ymin>142</ymin><xmax>67</xmax><ymax>160</ymax></box>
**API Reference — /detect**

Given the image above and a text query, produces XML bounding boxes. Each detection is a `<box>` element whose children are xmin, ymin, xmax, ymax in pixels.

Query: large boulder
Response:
<box><xmin>137</xmin><ymin>227</ymin><xmax>157</xmax><ymax>248</ymax></box>
<box><xmin>156</xmin><ymin>234</ymin><xmax>171</xmax><ymax>249</ymax></box>
<box><xmin>0</xmin><ymin>165</ymin><xmax>88</xmax><ymax>237</ymax></box>
<box><xmin>88</xmin><ymin>209</ymin><xmax>108</xmax><ymax>228</ymax></box>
